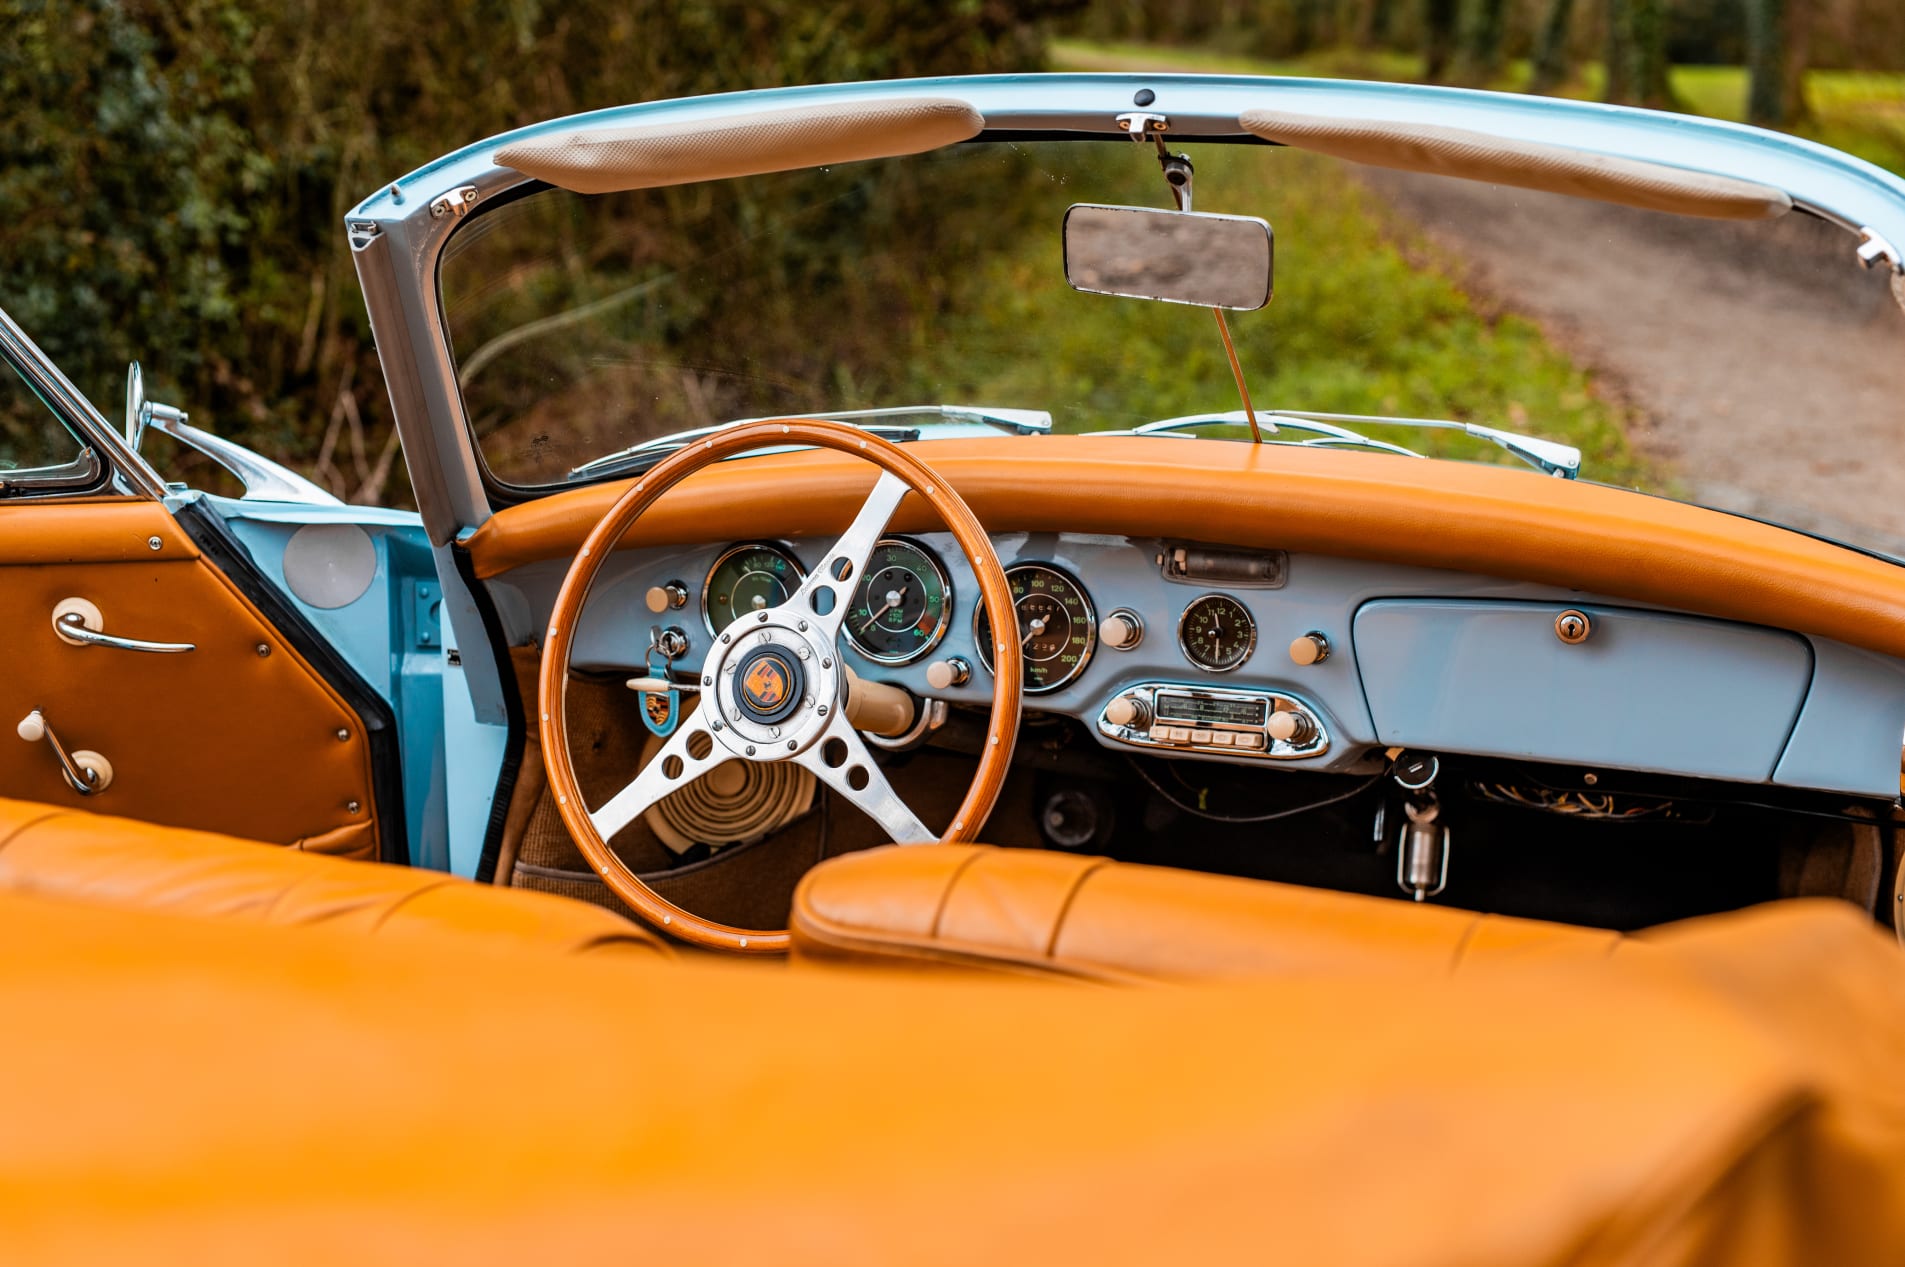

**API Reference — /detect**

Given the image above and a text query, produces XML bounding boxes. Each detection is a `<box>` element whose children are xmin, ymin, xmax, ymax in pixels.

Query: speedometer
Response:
<box><xmin>843</xmin><ymin>538</ymin><xmax>952</xmax><ymax>664</ymax></box>
<box><xmin>703</xmin><ymin>543</ymin><xmax>804</xmax><ymax>634</ymax></box>
<box><xmin>974</xmin><ymin>563</ymin><xmax>1096</xmax><ymax>694</ymax></box>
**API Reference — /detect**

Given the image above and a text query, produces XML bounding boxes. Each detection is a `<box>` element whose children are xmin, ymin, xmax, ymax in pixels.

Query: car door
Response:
<box><xmin>0</xmin><ymin>310</ymin><xmax>406</xmax><ymax>861</ymax></box>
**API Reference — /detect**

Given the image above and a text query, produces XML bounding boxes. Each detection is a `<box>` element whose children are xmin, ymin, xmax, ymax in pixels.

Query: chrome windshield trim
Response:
<box><xmin>0</xmin><ymin>304</ymin><xmax>165</xmax><ymax>500</ymax></box>
<box><xmin>1128</xmin><ymin>410</ymin><xmax>1581</xmax><ymax>479</ymax></box>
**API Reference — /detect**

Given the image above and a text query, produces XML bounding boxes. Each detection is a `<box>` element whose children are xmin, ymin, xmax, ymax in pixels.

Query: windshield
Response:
<box><xmin>441</xmin><ymin>136</ymin><xmax>1905</xmax><ymax>556</ymax></box>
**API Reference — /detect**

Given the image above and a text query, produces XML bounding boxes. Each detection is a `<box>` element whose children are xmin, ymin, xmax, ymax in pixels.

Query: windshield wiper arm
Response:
<box><xmin>1125</xmin><ymin>409</ymin><xmax>1581</xmax><ymax>479</ymax></box>
<box><xmin>566</xmin><ymin>405</ymin><xmax>1051</xmax><ymax>481</ymax></box>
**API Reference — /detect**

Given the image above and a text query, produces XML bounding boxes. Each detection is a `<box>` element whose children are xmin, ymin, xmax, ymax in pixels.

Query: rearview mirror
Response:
<box><xmin>1063</xmin><ymin>204</ymin><xmax>1274</xmax><ymax>311</ymax></box>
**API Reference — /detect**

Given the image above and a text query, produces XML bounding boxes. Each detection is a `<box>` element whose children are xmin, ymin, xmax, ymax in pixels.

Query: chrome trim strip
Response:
<box><xmin>0</xmin><ymin>304</ymin><xmax>165</xmax><ymax>500</ymax></box>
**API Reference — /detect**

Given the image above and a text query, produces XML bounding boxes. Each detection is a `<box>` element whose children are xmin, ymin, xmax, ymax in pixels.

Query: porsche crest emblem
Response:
<box><xmin>743</xmin><ymin>656</ymin><xmax>790</xmax><ymax>710</ymax></box>
<box><xmin>641</xmin><ymin>687</ymin><xmax>681</xmax><ymax>738</ymax></box>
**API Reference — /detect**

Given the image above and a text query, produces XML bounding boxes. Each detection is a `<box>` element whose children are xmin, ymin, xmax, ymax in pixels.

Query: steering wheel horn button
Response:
<box><xmin>732</xmin><ymin>644</ymin><xmax>805</xmax><ymax>725</ymax></box>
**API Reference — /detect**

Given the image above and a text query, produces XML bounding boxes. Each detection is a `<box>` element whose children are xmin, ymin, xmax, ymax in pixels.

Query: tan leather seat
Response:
<box><xmin>791</xmin><ymin>844</ymin><xmax>1621</xmax><ymax>980</ymax></box>
<box><xmin>0</xmin><ymin>797</ymin><xmax>668</xmax><ymax>960</ymax></box>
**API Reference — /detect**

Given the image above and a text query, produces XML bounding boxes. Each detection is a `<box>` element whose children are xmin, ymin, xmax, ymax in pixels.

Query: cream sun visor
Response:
<box><xmin>496</xmin><ymin>97</ymin><xmax>985</xmax><ymax>195</ymax></box>
<box><xmin>1239</xmin><ymin>108</ymin><xmax>1793</xmax><ymax>221</ymax></box>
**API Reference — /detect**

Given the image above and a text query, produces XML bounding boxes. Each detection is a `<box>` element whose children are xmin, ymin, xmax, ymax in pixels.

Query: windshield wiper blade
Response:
<box><xmin>1124</xmin><ymin>409</ymin><xmax>1581</xmax><ymax>480</ymax></box>
<box><xmin>566</xmin><ymin>405</ymin><xmax>1051</xmax><ymax>482</ymax></box>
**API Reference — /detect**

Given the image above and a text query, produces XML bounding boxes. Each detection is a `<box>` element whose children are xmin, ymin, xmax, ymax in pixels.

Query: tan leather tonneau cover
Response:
<box><xmin>1241</xmin><ymin>108</ymin><xmax>1794</xmax><ymax>220</ymax></box>
<box><xmin>1</xmin><ymin>880</ymin><xmax>1901</xmax><ymax>1264</ymax></box>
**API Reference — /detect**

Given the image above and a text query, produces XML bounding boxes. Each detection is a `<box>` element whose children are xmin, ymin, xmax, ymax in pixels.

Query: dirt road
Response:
<box><xmin>1362</xmin><ymin>170</ymin><xmax>1905</xmax><ymax>555</ymax></box>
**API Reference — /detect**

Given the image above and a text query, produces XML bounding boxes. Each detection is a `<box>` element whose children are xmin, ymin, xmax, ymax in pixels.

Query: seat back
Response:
<box><xmin>791</xmin><ymin>844</ymin><xmax>1619</xmax><ymax>980</ymax></box>
<box><xmin>0</xmin><ymin>798</ymin><xmax>668</xmax><ymax>960</ymax></box>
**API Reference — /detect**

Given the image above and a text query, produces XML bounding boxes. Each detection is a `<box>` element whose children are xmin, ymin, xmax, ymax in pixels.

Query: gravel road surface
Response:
<box><xmin>1363</xmin><ymin>170</ymin><xmax>1905</xmax><ymax>555</ymax></box>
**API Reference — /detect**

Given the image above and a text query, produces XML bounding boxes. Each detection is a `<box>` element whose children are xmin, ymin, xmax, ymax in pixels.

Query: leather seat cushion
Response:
<box><xmin>791</xmin><ymin>844</ymin><xmax>1620</xmax><ymax>980</ymax></box>
<box><xmin>0</xmin><ymin>797</ymin><xmax>668</xmax><ymax>960</ymax></box>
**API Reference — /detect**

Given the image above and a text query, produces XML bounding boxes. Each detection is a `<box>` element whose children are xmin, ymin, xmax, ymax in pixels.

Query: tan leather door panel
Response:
<box><xmin>0</xmin><ymin>498</ymin><xmax>380</xmax><ymax>858</ymax></box>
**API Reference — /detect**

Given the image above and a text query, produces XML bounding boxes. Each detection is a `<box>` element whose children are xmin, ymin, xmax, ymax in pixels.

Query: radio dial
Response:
<box><xmin>1105</xmin><ymin>695</ymin><xmax>1151</xmax><ymax>729</ymax></box>
<box><xmin>1267</xmin><ymin>710</ymin><xmax>1316</xmax><ymax>745</ymax></box>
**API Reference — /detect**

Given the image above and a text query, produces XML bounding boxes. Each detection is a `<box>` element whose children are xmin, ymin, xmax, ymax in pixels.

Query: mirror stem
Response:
<box><xmin>1211</xmin><ymin>309</ymin><xmax>1262</xmax><ymax>444</ymax></box>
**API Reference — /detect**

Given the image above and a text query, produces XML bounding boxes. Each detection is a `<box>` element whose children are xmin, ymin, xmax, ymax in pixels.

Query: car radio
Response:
<box><xmin>1096</xmin><ymin>682</ymin><xmax>1329</xmax><ymax>760</ymax></box>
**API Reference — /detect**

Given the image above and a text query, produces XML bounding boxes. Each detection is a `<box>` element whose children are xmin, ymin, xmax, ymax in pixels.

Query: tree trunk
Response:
<box><xmin>1602</xmin><ymin>0</ymin><xmax>1632</xmax><ymax>104</ymax></box>
<box><xmin>1423</xmin><ymin>0</ymin><xmax>1459</xmax><ymax>81</ymax></box>
<box><xmin>1527</xmin><ymin>0</ymin><xmax>1577</xmax><ymax>95</ymax></box>
<box><xmin>1603</xmin><ymin>0</ymin><xmax>1671</xmax><ymax>108</ymax></box>
<box><xmin>1456</xmin><ymin>0</ymin><xmax>1510</xmax><ymax>83</ymax></box>
<box><xmin>1357</xmin><ymin>0</ymin><xmax>1394</xmax><ymax>47</ymax></box>
<box><xmin>1746</xmin><ymin>0</ymin><xmax>1812</xmax><ymax>128</ymax></box>
<box><xmin>1626</xmin><ymin>0</ymin><xmax>1673</xmax><ymax>109</ymax></box>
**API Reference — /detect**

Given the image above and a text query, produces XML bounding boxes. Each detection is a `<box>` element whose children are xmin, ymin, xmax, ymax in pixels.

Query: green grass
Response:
<box><xmin>1052</xmin><ymin>38</ymin><xmax>1905</xmax><ymax>178</ymax></box>
<box><xmin>903</xmin><ymin>139</ymin><xmax>1653</xmax><ymax>488</ymax></box>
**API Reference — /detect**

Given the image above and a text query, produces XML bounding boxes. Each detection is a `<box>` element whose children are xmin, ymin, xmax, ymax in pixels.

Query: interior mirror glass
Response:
<box><xmin>1063</xmin><ymin>204</ymin><xmax>1274</xmax><ymax>311</ymax></box>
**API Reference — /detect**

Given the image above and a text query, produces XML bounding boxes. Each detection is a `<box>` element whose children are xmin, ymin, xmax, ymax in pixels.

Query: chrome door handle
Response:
<box><xmin>51</xmin><ymin>598</ymin><xmax>195</xmax><ymax>653</ymax></box>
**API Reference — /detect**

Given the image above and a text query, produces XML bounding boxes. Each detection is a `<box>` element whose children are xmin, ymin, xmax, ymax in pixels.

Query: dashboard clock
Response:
<box><xmin>1178</xmin><ymin>593</ymin><xmax>1256</xmax><ymax>672</ymax></box>
<box><xmin>843</xmin><ymin>538</ymin><xmax>952</xmax><ymax>665</ymax></box>
<box><xmin>974</xmin><ymin>563</ymin><xmax>1096</xmax><ymax>694</ymax></box>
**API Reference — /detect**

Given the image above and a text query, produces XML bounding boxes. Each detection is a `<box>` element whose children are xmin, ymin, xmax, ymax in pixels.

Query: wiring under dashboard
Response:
<box><xmin>1127</xmin><ymin>757</ymin><xmax>1390</xmax><ymax>825</ymax></box>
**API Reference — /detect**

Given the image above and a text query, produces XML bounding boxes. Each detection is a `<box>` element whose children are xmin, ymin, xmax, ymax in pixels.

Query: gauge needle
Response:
<box><xmin>858</xmin><ymin>586</ymin><xmax>908</xmax><ymax>635</ymax></box>
<box><xmin>1022</xmin><ymin>614</ymin><xmax>1047</xmax><ymax>647</ymax></box>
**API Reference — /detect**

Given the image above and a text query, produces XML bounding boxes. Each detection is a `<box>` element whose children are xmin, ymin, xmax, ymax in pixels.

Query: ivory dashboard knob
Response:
<box><xmin>1288</xmin><ymin>632</ymin><xmax>1331</xmax><ymax>666</ymax></box>
<box><xmin>1098</xmin><ymin>609</ymin><xmax>1144</xmax><ymax>650</ymax></box>
<box><xmin>925</xmin><ymin>657</ymin><xmax>971</xmax><ymax>690</ymax></box>
<box><xmin>1104</xmin><ymin>695</ymin><xmax>1150</xmax><ymax>729</ymax></box>
<box><xmin>1267</xmin><ymin>710</ymin><xmax>1315</xmax><ymax>744</ymax></box>
<box><xmin>16</xmin><ymin>710</ymin><xmax>45</xmax><ymax>743</ymax></box>
<box><xmin>645</xmin><ymin>581</ymin><xmax>689</xmax><ymax>613</ymax></box>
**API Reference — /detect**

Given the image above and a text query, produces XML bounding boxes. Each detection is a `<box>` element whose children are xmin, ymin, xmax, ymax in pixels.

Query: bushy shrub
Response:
<box><xmin>0</xmin><ymin>0</ymin><xmax>1074</xmax><ymax>500</ymax></box>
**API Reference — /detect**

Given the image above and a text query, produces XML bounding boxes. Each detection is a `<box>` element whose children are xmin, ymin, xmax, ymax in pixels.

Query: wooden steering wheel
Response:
<box><xmin>537</xmin><ymin>419</ymin><xmax>1023</xmax><ymax>953</ymax></box>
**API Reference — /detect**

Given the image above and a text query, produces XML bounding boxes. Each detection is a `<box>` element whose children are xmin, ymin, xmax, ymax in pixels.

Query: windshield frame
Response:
<box><xmin>353</xmin><ymin>71</ymin><xmax>1905</xmax><ymax>544</ymax></box>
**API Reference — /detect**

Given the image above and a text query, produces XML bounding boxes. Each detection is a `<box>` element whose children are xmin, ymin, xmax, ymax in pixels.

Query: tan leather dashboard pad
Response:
<box><xmin>0</xmin><ymin>498</ymin><xmax>384</xmax><ymax>858</ymax></box>
<box><xmin>467</xmin><ymin>435</ymin><xmax>1905</xmax><ymax>662</ymax></box>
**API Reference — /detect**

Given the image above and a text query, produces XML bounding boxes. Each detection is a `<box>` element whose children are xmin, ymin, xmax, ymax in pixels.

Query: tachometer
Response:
<box><xmin>703</xmin><ymin>543</ymin><xmax>805</xmax><ymax>634</ymax></box>
<box><xmin>1178</xmin><ymin>593</ymin><xmax>1256</xmax><ymax>672</ymax></box>
<box><xmin>974</xmin><ymin>563</ymin><xmax>1096</xmax><ymax>694</ymax></box>
<box><xmin>843</xmin><ymin>538</ymin><xmax>952</xmax><ymax>665</ymax></box>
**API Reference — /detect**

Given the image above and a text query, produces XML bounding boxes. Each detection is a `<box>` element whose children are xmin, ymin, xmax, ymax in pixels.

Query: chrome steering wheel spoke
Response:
<box><xmin>588</xmin><ymin>697</ymin><xmax>733</xmax><ymax>841</ymax></box>
<box><xmin>792</xmin><ymin>714</ymin><xmax>935</xmax><ymax>844</ymax></box>
<box><xmin>783</xmin><ymin>469</ymin><xmax>912</xmax><ymax>642</ymax></box>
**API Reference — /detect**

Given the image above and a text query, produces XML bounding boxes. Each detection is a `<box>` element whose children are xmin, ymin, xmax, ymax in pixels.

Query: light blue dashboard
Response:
<box><xmin>489</xmin><ymin>530</ymin><xmax>1905</xmax><ymax>801</ymax></box>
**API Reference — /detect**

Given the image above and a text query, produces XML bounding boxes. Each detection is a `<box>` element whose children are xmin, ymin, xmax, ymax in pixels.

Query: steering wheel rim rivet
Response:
<box><xmin>745</xmin><ymin>745</ymin><xmax>756</xmax><ymax>756</ymax></box>
<box><xmin>818</xmin><ymin>705</ymin><xmax>829</xmax><ymax>717</ymax></box>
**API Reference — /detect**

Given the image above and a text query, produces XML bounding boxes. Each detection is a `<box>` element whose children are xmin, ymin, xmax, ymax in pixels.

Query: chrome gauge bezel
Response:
<box><xmin>842</xmin><ymin>536</ymin><xmax>954</xmax><ymax>666</ymax></box>
<box><xmin>1176</xmin><ymin>592</ymin><xmax>1258</xmax><ymax>673</ymax></box>
<box><xmin>700</xmin><ymin>542</ymin><xmax>807</xmax><ymax>636</ymax></box>
<box><xmin>973</xmin><ymin>561</ymin><xmax>1097</xmax><ymax>695</ymax></box>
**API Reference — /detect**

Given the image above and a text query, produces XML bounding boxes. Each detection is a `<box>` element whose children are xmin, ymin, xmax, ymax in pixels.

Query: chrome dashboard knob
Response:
<box><xmin>925</xmin><ymin>657</ymin><xmax>972</xmax><ymax>690</ymax></box>
<box><xmin>1267</xmin><ymin>710</ymin><xmax>1316</xmax><ymax>745</ymax></box>
<box><xmin>1288</xmin><ymin>632</ymin><xmax>1331</xmax><ymax>666</ymax></box>
<box><xmin>645</xmin><ymin>581</ymin><xmax>689</xmax><ymax>613</ymax></box>
<box><xmin>1104</xmin><ymin>695</ymin><xmax>1151</xmax><ymax>729</ymax></box>
<box><xmin>1099</xmin><ymin>609</ymin><xmax>1144</xmax><ymax>650</ymax></box>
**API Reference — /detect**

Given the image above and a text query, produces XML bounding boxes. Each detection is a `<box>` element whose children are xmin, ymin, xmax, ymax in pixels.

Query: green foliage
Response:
<box><xmin>0</xmin><ymin>0</ymin><xmax>1073</xmax><ymax>499</ymax></box>
<box><xmin>917</xmin><ymin>145</ymin><xmax>1652</xmax><ymax>488</ymax></box>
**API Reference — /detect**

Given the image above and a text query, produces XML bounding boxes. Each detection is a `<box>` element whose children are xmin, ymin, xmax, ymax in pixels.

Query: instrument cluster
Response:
<box><xmin>699</xmin><ymin>540</ymin><xmax>1280</xmax><ymax>699</ymax></box>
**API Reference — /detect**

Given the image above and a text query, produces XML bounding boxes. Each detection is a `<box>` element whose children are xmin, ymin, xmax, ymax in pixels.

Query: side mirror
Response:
<box><xmin>124</xmin><ymin>360</ymin><xmax>189</xmax><ymax>456</ymax></box>
<box><xmin>124</xmin><ymin>360</ymin><xmax>148</xmax><ymax>452</ymax></box>
<box><xmin>1063</xmin><ymin>204</ymin><xmax>1274</xmax><ymax>311</ymax></box>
